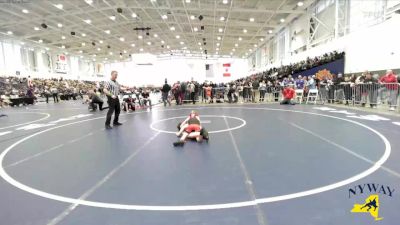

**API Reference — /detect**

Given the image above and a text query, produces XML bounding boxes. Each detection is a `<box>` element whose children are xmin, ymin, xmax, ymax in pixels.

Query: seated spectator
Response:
<box><xmin>280</xmin><ymin>84</ymin><xmax>296</xmax><ymax>105</ymax></box>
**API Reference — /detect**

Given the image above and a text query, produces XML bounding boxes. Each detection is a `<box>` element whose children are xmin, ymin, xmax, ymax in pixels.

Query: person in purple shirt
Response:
<box><xmin>295</xmin><ymin>75</ymin><xmax>305</xmax><ymax>89</ymax></box>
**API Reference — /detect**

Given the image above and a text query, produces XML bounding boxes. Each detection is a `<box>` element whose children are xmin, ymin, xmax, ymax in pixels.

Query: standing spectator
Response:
<box><xmin>188</xmin><ymin>81</ymin><xmax>196</xmax><ymax>104</ymax></box>
<box><xmin>180</xmin><ymin>81</ymin><xmax>187</xmax><ymax>104</ymax></box>
<box><xmin>252</xmin><ymin>79</ymin><xmax>260</xmax><ymax>103</ymax></box>
<box><xmin>380</xmin><ymin>70</ymin><xmax>398</xmax><ymax>111</ymax></box>
<box><xmin>50</xmin><ymin>85</ymin><xmax>59</xmax><ymax>103</ymax></box>
<box><xmin>364</xmin><ymin>73</ymin><xmax>378</xmax><ymax>108</ymax></box>
<box><xmin>172</xmin><ymin>81</ymin><xmax>181</xmax><ymax>105</ymax></box>
<box><xmin>161</xmin><ymin>79</ymin><xmax>171</xmax><ymax>107</ymax></box>
<box><xmin>259</xmin><ymin>80</ymin><xmax>267</xmax><ymax>102</ymax></box>
<box><xmin>205</xmin><ymin>85</ymin><xmax>212</xmax><ymax>103</ymax></box>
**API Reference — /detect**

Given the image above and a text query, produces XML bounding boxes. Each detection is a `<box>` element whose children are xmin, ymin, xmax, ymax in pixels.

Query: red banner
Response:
<box><xmin>223</xmin><ymin>63</ymin><xmax>231</xmax><ymax>77</ymax></box>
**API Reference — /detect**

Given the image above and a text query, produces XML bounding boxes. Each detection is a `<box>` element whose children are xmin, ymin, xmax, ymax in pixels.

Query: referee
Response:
<box><xmin>103</xmin><ymin>70</ymin><xmax>123</xmax><ymax>129</ymax></box>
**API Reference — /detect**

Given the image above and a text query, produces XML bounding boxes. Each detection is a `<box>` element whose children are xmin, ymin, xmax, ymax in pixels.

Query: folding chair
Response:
<box><xmin>306</xmin><ymin>89</ymin><xmax>319</xmax><ymax>104</ymax></box>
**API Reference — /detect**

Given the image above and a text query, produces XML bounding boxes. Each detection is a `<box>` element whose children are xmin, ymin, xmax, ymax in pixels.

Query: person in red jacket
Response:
<box><xmin>379</xmin><ymin>70</ymin><xmax>398</xmax><ymax>111</ymax></box>
<box><xmin>280</xmin><ymin>84</ymin><xmax>296</xmax><ymax>105</ymax></box>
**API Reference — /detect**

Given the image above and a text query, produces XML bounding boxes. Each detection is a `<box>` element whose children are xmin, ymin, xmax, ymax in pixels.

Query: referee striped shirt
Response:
<box><xmin>105</xmin><ymin>80</ymin><xmax>120</xmax><ymax>96</ymax></box>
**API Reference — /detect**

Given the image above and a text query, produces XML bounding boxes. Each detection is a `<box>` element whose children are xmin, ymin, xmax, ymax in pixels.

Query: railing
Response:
<box><xmin>308</xmin><ymin>83</ymin><xmax>399</xmax><ymax>111</ymax></box>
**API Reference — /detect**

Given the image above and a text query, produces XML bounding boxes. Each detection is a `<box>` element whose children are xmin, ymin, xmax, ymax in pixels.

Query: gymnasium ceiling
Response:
<box><xmin>0</xmin><ymin>0</ymin><xmax>315</xmax><ymax>62</ymax></box>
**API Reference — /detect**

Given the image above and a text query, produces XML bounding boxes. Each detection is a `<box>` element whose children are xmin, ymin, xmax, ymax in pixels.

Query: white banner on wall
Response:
<box><xmin>54</xmin><ymin>54</ymin><xmax>68</xmax><ymax>74</ymax></box>
<box><xmin>95</xmin><ymin>63</ymin><xmax>105</xmax><ymax>77</ymax></box>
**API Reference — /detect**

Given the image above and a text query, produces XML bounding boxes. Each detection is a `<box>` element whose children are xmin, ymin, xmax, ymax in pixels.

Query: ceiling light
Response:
<box><xmin>7</xmin><ymin>31</ymin><xmax>13</xmax><ymax>35</ymax></box>
<box><xmin>200</xmin><ymin>47</ymin><xmax>203</xmax><ymax>50</ymax></box>
<box><xmin>82</xmin><ymin>42</ymin><xmax>86</xmax><ymax>46</ymax></box>
<box><xmin>85</xmin><ymin>0</ymin><xmax>93</xmax><ymax>4</ymax></box>
<box><xmin>123</xmin><ymin>50</ymin><xmax>127</xmax><ymax>53</ymax></box>
<box><xmin>180</xmin><ymin>41</ymin><xmax>184</xmax><ymax>45</ymax></box>
<box><xmin>38</xmin><ymin>39</ymin><xmax>43</xmax><ymax>43</ymax></box>
<box><xmin>119</xmin><ymin>55</ymin><xmax>123</xmax><ymax>58</ymax></box>
<box><xmin>97</xmin><ymin>48</ymin><xmax>101</xmax><ymax>51</ymax></box>
<box><xmin>34</xmin><ymin>26</ymin><xmax>40</xmax><ymax>31</ymax></box>
<box><xmin>22</xmin><ymin>9</ymin><xmax>29</xmax><ymax>14</ymax></box>
<box><xmin>235</xmin><ymin>43</ymin><xmax>238</xmax><ymax>47</ymax></box>
<box><xmin>131</xmin><ymin>43</ymin><xmax>135</xmax><ymax>47</ymax></box>
<box><xmin>198</xmin><ymin>42</ymin><xmax>201</xmax><ymax>46</ymax></box>
<box><xmin>99</xmin><ymin>40</ymin><xmax>103</xmax><ymax>44</ymax></box>
<box><xmin>170</xmin><ymin>26</ymin><xmax>175</xmax><ymax>31</ymax></box>
<box><xmin>185</xmin><ymin>0</ymin><xmax>191</xmax><ymax>3</ymax></box>
<box><xmin>220</xmin><ymin>16</ymin><xmax>225</xmax><ymax>21</ymax></box>
<box><xmin>104</xmin><ymin>30</ymin><xmax>110</xmax><ymax>34</ymax></box>
<box><xmin>217</xmin><ymin>36</ymin><xmax>221</xmax><ymax>40</ymax></box>
<box><xmin>138</xmin><ymin>35</ymin><xmax>143</xmax><ymax>39</ymax></box>
<box><xmin>176</xmin><ymin>35</ymin><xmax>180</xmax><ymax>39</ymax></box>
<box><xmin>254</xmin><ymin>44</ymin><xmax>257</xmax><ymax>47</ymax></box>
<box><xmin>222</xmin><ymin>0</ymin><xmax>228</xmax><ymax>4</ymax></box>
<box><xmin>218</xmin><ymin>28</ymin><xmax>223</xmax><ymax>32</ymax></box>
<box><xmin>249</xmin><ymin>18</ymin><xmax>255</xmax><ymax>22</ymax></box>
<box><xmin>119</xmin><ymin>37</ymin><xmax>125</xmax><ymax>41</ymax></box>
<box><xmin>45</xmin><ymin>47</ymin><xmax>49</xmax><ymax>51</ymax></box>
<box><xmin>140</xmin><ymin>48</ymin><xmax>144</xmax><ymax>52</ymax></box>
<box><xmin>65</xmin><ymin>52</ymin><xmax>68</xmax><ymax>55</ymax></box>
<box><xmin>161</xmin><ymin>40</ymin><xmax>165</xmax><ymax>44</ymax></box>
<box><xmin>297</xmin><ymin>1</ymin><xmax>304</xmax><ymax>7</ymax></box>
<box><xmin>190</xmin><ymin>15</ymin><xmax>195</xmax><ymax>20</ymax></box>
<box><xmin>109</xmin><ymin>52</ymin><xmax>113</xmax><ymax>55</ymax></box>
<box><xmin>216</xmin><ymin>48</ymin><xmax>219</xmax><ymax>51</ymax></box>
<box><xmin>20</xmin><ymin>42</ymin><xmax>25</xmax><ymax>45</ymax></box>
<box><xmin>81</xmin><ymin>33</ymin><xmax>86</xmax><ymax>37</ymax></box>
<box><xmin>153</xmin><ymin>34</ymin><xmax>158</xmax><ymax>38</ymax></box>
<box><xmin>109</xmin><ymin>15</ymin><xmax>116</xmax><ymax>21</ymax></box>
<box><xmin>105</xmin><ymin>57</ymin><xmax>108</xmax><ymax>60</ymax></box>
<box><xmin>232</xmin><ymin>49</ymin><xmax>235</xmax><ymax>51</ymax></box>
<box><xmin>260</xmin><ymin>38</ymin><xmax>264</xmax><ymax>41</ymax></box>
<box><xmin>162</xmin><ymin>15</ymin><xmax>168</xmax><ymax>20</ymax></box>
<box><xmin>84</xmin><ymin>19</ymin><xmax>91</xmax><ymax>24</ymax></box>
<box><xmin>216</xmin><ymin>43</ymin><xmax>220</xmax><ymax>46</ymax></box>
<box><xmin>79</xmin><ymin>50</ymin><xmax>83</xmax><ymax>53</ymax></box>
<box><xmin>193</xmin><ymin>27</ymin><xmax>198</xmax><ymax>32</ymax></box>
<box><xmin>80</xmin><ymin>56</ymin><xmax>83</xmax><ymax>58</ymax></box>
<box><xmin>61</xmin><ymin>35</ymin><xmax>66</xmax><ymax>39</ymax></box>
<box><xmin>54</xmin><ymin>4</ymin><xmax>63</xmax><ymax>10</ymax></box>
<box><xmin>216</xmin><ymin>52</ymin><xmax>219</xmax><ymax>55</ymax></box>
<box><xmin>280</xmin><ymin>18</ymin><xmax>285</xmax><ymax>23</ymax></box>
<box><xmin>131</xmin><ymin>13</ymin><xmax>137</xmax><ymax>18</ymax></box>
<box><xmin>248</xmin><ymin>49</ymin><xmax>252</xmax><ymax>52</ymax></box>
<box><xmin>147</xmin><ymin>42</ymin><xmax>152</xmax><ymax>45</ymax></box>
<box><xmin>61</xmin><ymin>45</ymin><xmax>65</xmax><ymax>49</ymax></box>
<box><xmin>268</xmin><ymin>30</ymin><xmax>273</xmax><ymax>34</ymax></box>
<box><xmin>166</xmin><ymin>45</ymin><xmax>170</xmax><ymax>49</ymax></box>
<box><xmin>243</xmin><ymin>29</ymin><xmax>247</xmax><ymax>33</ymax></box>
<box><xmin>57</xmin><ymin>23</ymin><xmax>63</xmax><ymax>28</ymax></box>
<box><xmin>238</xmin><ymin>37</ymin><xmax>242</xmax><ymax>41</ymax></box>
<box><xmin>230</xmin><ymin>52</ymin><xmax>233</xmax><ymax>55</ymax></box>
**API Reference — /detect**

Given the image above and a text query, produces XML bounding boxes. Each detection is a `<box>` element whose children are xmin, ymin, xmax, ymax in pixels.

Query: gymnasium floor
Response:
<box><xmin>0</xmin><ymin>102</ymin><xmax>399</xmax><ymax>225</ymax></box>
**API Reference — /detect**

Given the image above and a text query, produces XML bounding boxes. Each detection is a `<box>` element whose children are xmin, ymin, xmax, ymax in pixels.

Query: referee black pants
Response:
<box><xmin>105</xmin><ymin>97</ymin><xmax>120</xmax><ymax>126</ymax></box>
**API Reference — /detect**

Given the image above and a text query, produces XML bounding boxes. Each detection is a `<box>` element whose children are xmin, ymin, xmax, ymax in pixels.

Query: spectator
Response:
<box><xmin>259</xmin><ymin>80</ymin><xmax>267</xmax><ymax>102</ymax></box>
<box><xmin>379</xmin><ymin>70</ymin><xmax>398</xmax><ymax>111</ymax></box>
<box><xmin>161</xmin><ymin>79</ymin><xmax>171</xmax><ymax>107</ymax></box>
<box><xmin>280</xmin><ymin>84</ymin><xmax>296</xmax><ymax>105</ymax></box>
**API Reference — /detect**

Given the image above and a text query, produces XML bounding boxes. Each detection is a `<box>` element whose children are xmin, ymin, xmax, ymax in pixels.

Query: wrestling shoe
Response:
<box><xmin>173</xmin><ymin>141</ymin><xmax>185</xmax><ymax>147</ymax></box>
<box><xmin>113</xmin><ymin>122</ymin><xmax>123</xmax><ymax>126</ymax></box>
<box><xmin>105</xmin><ymin>125</ymin><xmax>112</xmax><ymax>129</ymax></box>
